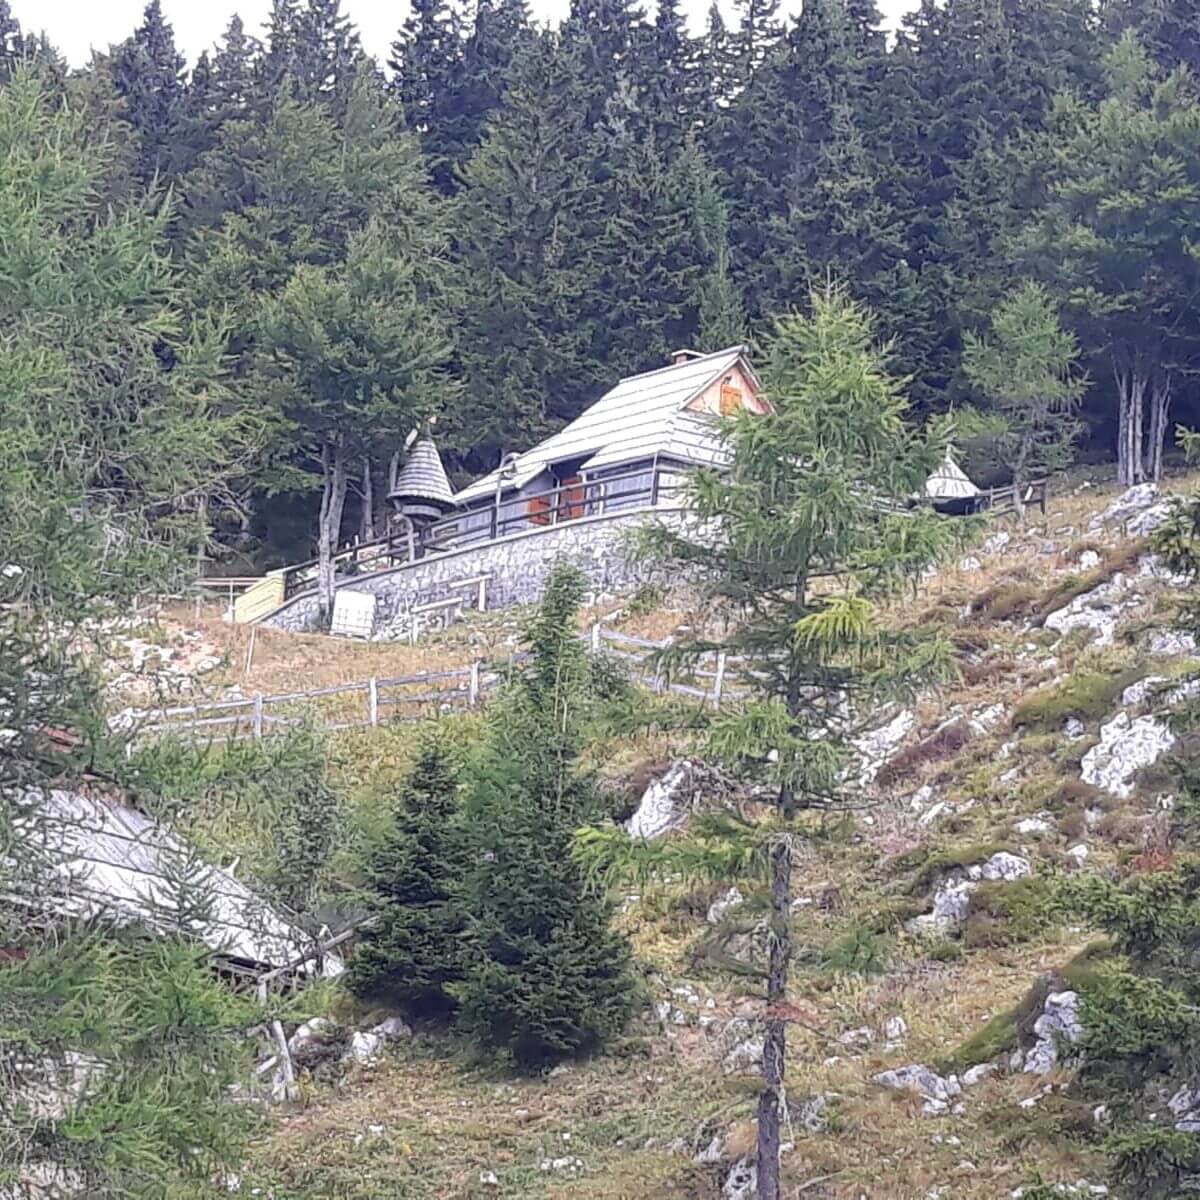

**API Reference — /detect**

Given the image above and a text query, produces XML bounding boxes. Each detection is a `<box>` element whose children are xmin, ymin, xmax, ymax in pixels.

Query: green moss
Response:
<box><xmin>940</xmin><ymin>1008</ymin><xmax>1019</xmax><ymax>1073</ymax></box>
<box><xmin>1013</xmin><ymin>670</ymin><xmax>1142</xmax><ymax>732</ymax></box>
<box><xmin>962</xmin><ymin>876</ymin><xmax>1061</xmax><ymax>948</ymax></box>
<box><xmin>818</xmin><ymin>925</ymin><xmax>894</xmax><ymax>976</ymax></box>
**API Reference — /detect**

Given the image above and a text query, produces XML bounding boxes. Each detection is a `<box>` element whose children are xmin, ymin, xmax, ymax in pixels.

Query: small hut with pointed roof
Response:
<box><xmin>388</xmin><ymin>434</ymin><xmax>454</xmax><ymax>526</ymax></box>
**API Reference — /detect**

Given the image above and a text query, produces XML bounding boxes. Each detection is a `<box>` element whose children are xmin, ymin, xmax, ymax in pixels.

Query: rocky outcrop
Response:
<box><xmin>1044</xmin><ymin>574</ymin><xmax>1138</xmax><ymax>648</ymax></box>
<box><xmin>626</xmin><ymin>761</ymin><xmax>695</xmax><ymax>840</ymax></box>
<box><xmin>872</xmin><ymin>1064</ymin><xmax>963</xmax><ymax>1115</ymax></box>
<box><xmin>1081</xmin><ymin>712</ymin><xmax>1175</xmax><ymax>798</ymax></box>
<box><xmin>1023</xmin><ymin>990</ymin><xmax>1084</xmax><ymax>1075</ymax></box>
<box><xmin>1088</xmin><ymin>483</ymin><xmax>1163</xmax><ymax>532</ymax></box>
<box><xmin>854</xmin><ymin>710</ymin><xmax>916</xmax><ymax>787</ymax></box>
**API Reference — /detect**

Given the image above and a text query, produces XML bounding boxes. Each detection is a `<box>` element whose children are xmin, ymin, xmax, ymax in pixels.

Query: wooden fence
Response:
<box><xmin>122</xmin><ymin>625</ymin><xmax>741</xmax><ymax>747</ymax></box>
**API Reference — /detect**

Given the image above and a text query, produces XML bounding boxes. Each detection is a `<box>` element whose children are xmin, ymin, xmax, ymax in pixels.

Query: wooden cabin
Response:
<box><xmin>450</xmin><ymin>346</ymin><xmax>766</xmax><ymax>540</ymax></box>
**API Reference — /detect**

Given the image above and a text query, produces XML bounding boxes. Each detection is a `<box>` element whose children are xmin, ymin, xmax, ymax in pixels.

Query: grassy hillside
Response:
<box><xmin>136</xmin><ymin>468</ymin><xmax>1200</xmax><ymax>1200</ymax></box>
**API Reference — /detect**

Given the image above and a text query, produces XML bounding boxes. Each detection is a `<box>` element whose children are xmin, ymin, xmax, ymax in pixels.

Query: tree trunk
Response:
<box><xmin>389</xmin><ymin>449</ymin><xmax>401</xmax><ymax>494</ymax></box>
<box><xmin>1145</xmin><ymin>374</ymin><xmax>1171</xmax><ymax>484</ymax></box>
<box><xmin>1114</xmin><ymin>358</ymin><xmax>1150</xmax><ymax>487</ymax></box>
<box><xmin>756</xmin><ymin>835</ymin><xmax>792</xmax><ymax>1200</ymax></box>
<box><xmin>360</xmin><ymin>455</ymin><xmax>376</xmax><ymax>542</ymax></box>
<box><xmin>317</xmin><ymin>442</ymin><xmax>348</xmax><ymax>627</ymax></box>
<box><xmin>1011</xmin><ymin>433</ymin><xmax>1032</xmax><ymax>521</ymax></box>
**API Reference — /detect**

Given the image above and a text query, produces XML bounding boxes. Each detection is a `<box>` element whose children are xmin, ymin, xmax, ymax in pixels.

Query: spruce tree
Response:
<box><xmin>111</xmin><ymin>0</ymin><xmax>186</xmax><ymax>186</ymax></box>
<box><xmin>454</xmin><ymin>565</ymin><xmax>637</xmax><ymax>1071</ymax></box>
<box><xmin>0</xmin><ymin>67</ymin><xmax>262</xmax><ymax>1198</ymax></box>
<box><xmin>0</xmin><ymin>0</ymin><xmax>22</xmax><ymax>82</ymax></box>
<box><xmin>349</xmin><ymin>737</ymin><xmax>467</xmax><ymax>1015</ymax></box>
<box><xmin>609</xmin><ymin>288</ymin><xmax>960</xmax><ymax>1199</ymax></box>
<box><xmin>211</xmin><ymin>15</ymin><xmax>261</xmax><ymax>122</ymax></box>
<box><xmin>390</xmin><ymin>0</ymin><xmax>465</xmax><ymax>192</ymax></box>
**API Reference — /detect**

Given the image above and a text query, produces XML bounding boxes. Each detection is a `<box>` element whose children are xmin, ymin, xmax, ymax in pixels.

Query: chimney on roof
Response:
<box><xmin>671</xmin><ymin>348</ymin><xmax>704</xmax><ymax>366</ymax></box>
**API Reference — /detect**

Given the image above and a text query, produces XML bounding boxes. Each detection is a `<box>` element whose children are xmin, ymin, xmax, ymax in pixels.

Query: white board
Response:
<box><xmin>330</xmin><ymin>590</ymin><xmax>377</xmax><ymax>639</ymax></box>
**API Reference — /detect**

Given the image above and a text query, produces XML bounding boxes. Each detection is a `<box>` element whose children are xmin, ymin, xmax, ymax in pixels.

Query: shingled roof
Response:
<box><xmin>454</xmin><ymin>346</ymin><xmax>759</xmax><ymax>505</ymax></box>
<box><xmin>389</xmin><ymin>435</ymin><xmax>454</xmax><ymax>510</ymax></box>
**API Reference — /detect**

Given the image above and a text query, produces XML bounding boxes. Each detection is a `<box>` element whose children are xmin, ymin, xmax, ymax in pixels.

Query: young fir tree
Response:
<box><xmin>961</xmin><ymin>281</ymin><xmax>1086</xmax><ymax>515</ymax></box>
<box><xmin>349</xmin><ymin>736</ymin><xmax>467</xmax><ymax>1014</ymax></box>
<box><xmin>591</xmin><ymin>288</ymin><xmax>960</xmax><ymax>1199</ymax></box>
<box><xmin>454</xmin><ymin>565</ymin><xmax>637</xmax><ymax>1071</ymax></box>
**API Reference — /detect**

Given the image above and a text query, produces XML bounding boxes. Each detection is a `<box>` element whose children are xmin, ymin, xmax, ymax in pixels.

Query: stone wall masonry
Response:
<box><xmin>262</xmin><ymin>507</ymin><xmax>685</xmax><ymax>635</ymax></box>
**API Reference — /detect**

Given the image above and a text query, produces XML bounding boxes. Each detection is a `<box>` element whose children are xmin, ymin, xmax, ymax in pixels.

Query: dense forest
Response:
<box><xmin>4</xmin><ymin>0</ymin><xmax>1200</xmax><ymax>567</ymax></box>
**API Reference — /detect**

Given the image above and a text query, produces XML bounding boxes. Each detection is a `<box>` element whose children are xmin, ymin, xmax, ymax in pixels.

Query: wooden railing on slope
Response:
<box><xmin>122</xmin><ymin>625</ymin><xmax>744</xmax><ymax>747</ymax></box>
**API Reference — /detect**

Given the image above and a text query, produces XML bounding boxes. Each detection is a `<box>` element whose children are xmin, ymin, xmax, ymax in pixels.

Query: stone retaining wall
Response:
<box><xmin>262</xmin><ymin>507</ymin><xmax>681</xmax><ymax>635</ymax></box>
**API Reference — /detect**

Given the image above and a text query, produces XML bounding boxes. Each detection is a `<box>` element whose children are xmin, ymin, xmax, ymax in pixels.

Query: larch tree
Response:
<box><xmin>962</xmin><ymin>281</ymin><xmax>1087</xmax><ymax>515</ymax></box>
<box><xmin>0</xmin><ymin>68</ymin><xmax>262</xmax><ymax>1197</ymax></box>
<box><xmin>589</xmin><ymin>288</ymin><xmax>961</xmax><ymax>1200</ymax></box>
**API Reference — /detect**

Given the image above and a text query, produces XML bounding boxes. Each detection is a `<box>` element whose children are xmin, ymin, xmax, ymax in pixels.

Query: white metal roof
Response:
<box><xmin>924</xmin><ymin>453</ymin><xmax>980</xmax><ymax>500</ymax></box>
<box><xmin>6</xmin><ymin>789</ymin><xmax>340</xmax><ymax>976</ymax></box>
<box><xmin>454</xmin><ymin>347</ymin><xmax>757</xmax><ymax>504</ymax></box>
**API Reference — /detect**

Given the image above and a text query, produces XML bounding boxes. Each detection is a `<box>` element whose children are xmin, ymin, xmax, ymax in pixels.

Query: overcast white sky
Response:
<box><xmin>11</xmin><ymin>0</ymin><xmax>907</xmax><ymax>67</ymax></box>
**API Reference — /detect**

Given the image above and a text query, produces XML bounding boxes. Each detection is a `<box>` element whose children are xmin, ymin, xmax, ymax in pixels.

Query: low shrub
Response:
<box><xmin>818</xmin><ymin>924</ymin><xmax>893</xmax><ymax>976</ymax></box>
<box><xmin>1107</xmin><ymin>1128</ymin><xmax>1200</xmax><ymax>1199</ymax></box>
<box><xmin>962</xmin><ymin>876</ymin><xmax>1060</xmax><ymax>949</ymax></box>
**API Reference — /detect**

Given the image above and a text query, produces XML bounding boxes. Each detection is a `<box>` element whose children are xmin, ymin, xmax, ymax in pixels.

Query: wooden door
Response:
<box><xmin>558</xmin><ymin>475</ymin><xmax>586</xmax><ymax>521</ymax></box>
<box><xmin>526</xmin><ymin>493</ymin><xmax>553</xmax><ymax>526</ymax></box>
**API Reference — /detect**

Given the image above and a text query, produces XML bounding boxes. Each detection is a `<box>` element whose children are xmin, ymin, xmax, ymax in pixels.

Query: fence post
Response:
<box><xmin>253</xmin><ymin>694</ymin><xmax>264</xmax><ymax>740</ymax></box>
<box><xmin>368</xmin><ymin>677</ymin><xmax>379</xmax><ymax>726</ymax></box>
<box><xmin>469</xmin><ymin>660</ymin><xmax>481</xmax><ymax>708</ymax></box>
<box><xmin>477</xmin><ymin>577</ymin><xmax>488</xmax><ymax>612</ymax></box>
<box><xmin>713</xmin><ymin>651</ymin><xmax>727</xmax><ymax>710</ymax></box>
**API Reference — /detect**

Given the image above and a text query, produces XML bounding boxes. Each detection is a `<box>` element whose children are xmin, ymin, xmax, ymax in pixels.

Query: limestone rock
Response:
<box><xmin>981</xmin><ymin>531</ymin><xmax>1011</xmax><ymax>556</ymax></box>
<box><xmin>873</xmin><ymin>1064</ymin><xmax>962</xmax><ymax>1115</ymax></box>
<box><xmin>707</xmin><ymin>886</ymin><xmax>745</xmax><ymax>925</ymax></box>
<box><xmin>626</xmin><ymin>761</ymin><xmax>693</xmax><ymax>840</ymax></box>
<box><xmin>1150</xmin><ymin>631</ymin><xmax>1198</xmax><ymax>658</ymax></box>
<box><xmin>1014</xmin><ymin>814</ymin><xmax>1054</xmax><ymax>836</ymax></box>
<box><xmin>1121</xmin><ymin>676</ymin><xmax>1167</xmax><ymax>707</ymax></box>
<box><xmin>1169</xmin><ymin>1085</ymin><xmax>1200</xmax><ymax>1132</ymax></box>
<box><xmin>791</xmin><ymin>1092</ymin><xmax>835</xmax><ymax>1132</ymax></box>
<box><xmin>1088</xmin><ymin>483</ymin><xmax>1161</xmax><ymax>532</ymax></box>
<box><xmin>885</xmin><ymin>1016</ymin><xmax>908</xmax><ymax>1045</ymax></box>
<box><xmin>1044</xmin><ymin>574</ymin><xmax>1137</xmax><ymax>648</ymax></box>
<box><xmin>959</xmin><ymin>556</ymin><xmax>982</xmax><ymax>572</ymax></box>
<box><xmin>1024</xmin><ymin>990</ymin><xmax>1083</xmax><ymax>1075</ymax></box>
<box><xmin>962</xmin><ymin>1062</ymin><xmax>998</xmax><ymax>1087</ymax></box>
<box><xmin>1128</xmin><ymin>502</ymin><xmax>1174</xmax><ymax>536</ymax></box>
<box><xmin>722</xmin><ymin>1158</ymin><xmax>757</xmax><ymax>1200</ymax></box>
<box><xmin>720</xmin><ymin>1018</ymin><xmax>765</xmax><ymax>1074</ymax></box>
<box><xmin>1081</xmin><ymin>712</ymin><xmax>1175</xmax><ymax>798</ymax></box>
<box><xmin>1077</xmin><ymin>550</ymin><xmax>1101</xmax><ymax>570</ymax></box>
<box><xmin>979</xmin><ymin>852</ymin><xmax>1031</xmax><ymax>882</ymax></box>
<box><xmin>342</xmin><ymin>1031</ymin><xmax>385</xmax><ymax>1064</ymax></box>
<box><xmin>373</xmin><ymin>1017</ymin><xmax>413</xmax><ymax>1040</ymax></box>
<box><xmin>907</xmin><ymin>880</ymin><xmax>976</xmax><ymax>936</ymax></box>
<box><xmin>854</xmin><ymin>710</ymin><xmax>916</xmax><ymax>787</ymax></box>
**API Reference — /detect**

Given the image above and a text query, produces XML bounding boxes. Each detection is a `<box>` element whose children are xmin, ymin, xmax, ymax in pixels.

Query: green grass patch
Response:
<box><xmin>1013</xmin><ymin>670</ymin><xmax>1142</xmax><ymax>732</ymax></box>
